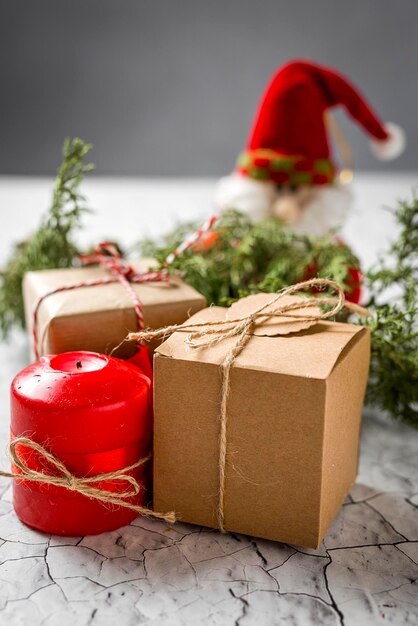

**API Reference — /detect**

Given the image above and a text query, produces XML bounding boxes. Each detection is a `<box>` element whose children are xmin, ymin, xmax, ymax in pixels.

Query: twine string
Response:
<box><xmin>129</xmin><ymin>278</ymin><xmax>369</xmax><ymax>348</ymax></box>
<box><xmin>0</xmin><ymin>437</ymin><xmax>176</xmax><ymax>524</ymax></box>
<box><xmin>128</xmin><ymin>278</ymin><xmax>370</xmax><ymax>533</ymax></box>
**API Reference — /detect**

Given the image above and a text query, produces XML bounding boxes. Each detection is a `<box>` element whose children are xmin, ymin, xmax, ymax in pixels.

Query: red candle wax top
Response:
<box><xmin>11</xmin><ymin>351</ymin><xmax>151</xmax><ymax>455</ymax></box>
<box><xmin>49</xmin><ymin>352</ymin><xmax>108</xmax><ymax>373</ymax></box>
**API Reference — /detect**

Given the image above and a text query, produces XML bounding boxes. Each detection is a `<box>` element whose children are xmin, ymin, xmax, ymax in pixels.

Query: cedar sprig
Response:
<box><xmin>0</xmin><ymin>138</ymin><xmax>94</xmax><ymax>337</ymax></box>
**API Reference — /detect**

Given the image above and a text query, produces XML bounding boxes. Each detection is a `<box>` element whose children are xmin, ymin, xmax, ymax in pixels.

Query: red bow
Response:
<box><xmin>33</xmin><ymin>242</ymin><xmax>168</xmax><ymax>360</ymax></box>
<box><xmin>79</xmin><ymin>242</ymin><xmax>168</xmax><ymax>284</ymax></box>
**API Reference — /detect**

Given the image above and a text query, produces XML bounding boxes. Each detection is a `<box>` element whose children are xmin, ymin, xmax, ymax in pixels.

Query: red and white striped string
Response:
<box><xmin>164</xmin><ymin>215</ymin><xmax>217</xmax><ymax>265</ymax></box>
<box><xmin>32</xmin><ymin>243</ymin><xmax>168</xmax><ymax>359</ymax></box>
<box><xmin>32</xmin><ymin>215</ymin><xmax>218</xmax><ymax>360</ymax></box>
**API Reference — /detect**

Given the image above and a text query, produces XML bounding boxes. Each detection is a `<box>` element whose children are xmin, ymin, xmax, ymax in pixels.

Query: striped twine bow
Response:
<box><xmin>32</xmin><ymin>241</ymin><xmax>169</xmax><ymax>359</ymax></box>
<box><xmin>79</xmin><ymin>242</ymin><xmax>168</xmax><ymax>330</ymax></box>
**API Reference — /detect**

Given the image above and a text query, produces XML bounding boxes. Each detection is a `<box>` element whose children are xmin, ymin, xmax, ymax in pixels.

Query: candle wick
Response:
<box><xmin>76</xmin><ymin>361</ymin><xmax>82</xmax><ymax>369</ymax></box>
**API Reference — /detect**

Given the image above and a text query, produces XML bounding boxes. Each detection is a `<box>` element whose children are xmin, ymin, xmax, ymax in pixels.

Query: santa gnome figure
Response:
<box><xmin>215</xmin><ymin>60</ymin><xmax>405</xmax><ymax>235</ymax></box>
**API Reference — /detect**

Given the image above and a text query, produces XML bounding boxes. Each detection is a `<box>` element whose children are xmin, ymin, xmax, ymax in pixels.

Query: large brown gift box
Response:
<box><xmin>23</xmin><ymin>262</ymin><xmax>206</xmax><ymax>359</ymax></box>
<box><xmin>153</xmin><ymin>294</ymin><xmax>371</xmax><ymax>548</ymax></box>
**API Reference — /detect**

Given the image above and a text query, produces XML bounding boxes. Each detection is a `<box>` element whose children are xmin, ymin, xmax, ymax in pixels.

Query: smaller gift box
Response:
<box><xmin>152</xmin><ymin>292</ymin><xmax>371</xmax><ymax>548</ymax></box>
<box><xmin>23</xmin><ymin>259</ymin><xmax>206</xmax><ymax>359</ymax></box>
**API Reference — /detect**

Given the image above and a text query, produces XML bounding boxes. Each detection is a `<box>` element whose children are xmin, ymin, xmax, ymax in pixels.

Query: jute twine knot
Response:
<box><xmin>0</xmin><ymin>437</ymin><xmax>176</xmax><ymax>524</ymax></box>
<box><xmin>128</xmin><ymin>278</ymin><xmax>370</xmax><ymax>533</ymax></box>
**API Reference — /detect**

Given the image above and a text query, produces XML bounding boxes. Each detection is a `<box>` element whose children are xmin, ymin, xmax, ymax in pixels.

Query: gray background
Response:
<box><xmin>1</xmin><ymin>0</ymin><xmax>417</xmax><ymax>176</ymax></box>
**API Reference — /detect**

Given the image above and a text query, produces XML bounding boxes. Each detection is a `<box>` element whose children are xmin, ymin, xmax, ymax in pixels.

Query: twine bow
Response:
<box><xmin>32</xmin><ymin>241</ymin><xmax>169</xmax><ymax>359</ymax></box>
<box><xmin>79</xmin><ymin>241</ymin><xmax>167</xmax><ymax>284</ymax></box>
<box><xmin>0</xmin><ymin>437</ymin><xmax>176</xmax><ymax>524</ymax></box>
<box><xmin>128</xmin><ymin>278</ymin><xmax>370</xmax><ymax>533</ymax></box>
<box><xmin>79</xmin><ymin>241</ymin><xmax>169</xmax><ymax>332</ymax></box>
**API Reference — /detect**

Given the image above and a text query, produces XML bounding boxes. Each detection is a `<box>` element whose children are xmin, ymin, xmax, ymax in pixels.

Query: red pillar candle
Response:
<box><xmin>10</xmin><ymin>351</ymin><xmax>151</xmax><ymax>536</ymax></box>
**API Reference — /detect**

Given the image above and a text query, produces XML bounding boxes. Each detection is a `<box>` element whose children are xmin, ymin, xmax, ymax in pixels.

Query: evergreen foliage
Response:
<box><xmin>363</xmin><ymin>197</ymin><xmax>417</xmax><ymax>426</ymax></box>
<box><xmin>0</xmin><ymin>138</ymin><xmax>93</xmax><ymax>336</ymax></box>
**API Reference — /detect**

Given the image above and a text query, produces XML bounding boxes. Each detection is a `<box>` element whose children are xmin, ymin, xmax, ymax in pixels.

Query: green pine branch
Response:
<box><xmin>0</xmin><ymin>138</ymin><xmax>94</xmax><ymax>337</ymax></box>
<box><xmin>362</xmin><ymin>196</ymin><xmax>418</xmax><ymax>426</ymax></box>
<box><xmin>140</xmin><ymin>210</ymin><xmax>359</xmax><ymax>305</ymax></box>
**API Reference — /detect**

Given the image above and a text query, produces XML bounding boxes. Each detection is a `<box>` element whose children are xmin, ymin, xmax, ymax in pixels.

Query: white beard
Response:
<box><xmin>214</xmin><ymin>172</ymin><xmax>353</xmax><ymax>237</ymax></box>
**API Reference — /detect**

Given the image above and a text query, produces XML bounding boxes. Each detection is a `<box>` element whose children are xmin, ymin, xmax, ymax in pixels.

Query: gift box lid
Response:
<box><xmin>155</xmin><ymin>300</ymin><xmax>368</xmax><ymax>380</ymax></box>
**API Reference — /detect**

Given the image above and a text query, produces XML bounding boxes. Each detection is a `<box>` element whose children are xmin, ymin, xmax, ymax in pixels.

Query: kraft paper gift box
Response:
<box><xmin>153</xmin><ymin>294</ymin><xmax>371</xmax><ymax>549</ymax></box>
<box><xmin>23</xmin><ymin>262</ymin><xmax>206</xmax><ymax>360</ymax></box>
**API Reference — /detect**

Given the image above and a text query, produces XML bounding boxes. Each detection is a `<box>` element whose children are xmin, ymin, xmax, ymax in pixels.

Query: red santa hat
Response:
<box><xmin>235</xmin><ymin>60</ymin><xmax>405</xmax><ymax>187</ymax></box>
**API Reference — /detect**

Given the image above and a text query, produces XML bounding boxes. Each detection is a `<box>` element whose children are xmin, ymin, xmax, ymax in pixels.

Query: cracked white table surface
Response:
<box><xmin>0</xmin><ymin>175</ymin><xmax>417</xmax><ymax>625</ymax></box>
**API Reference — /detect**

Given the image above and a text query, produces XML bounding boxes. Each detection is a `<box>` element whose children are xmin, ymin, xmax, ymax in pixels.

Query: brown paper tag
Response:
<box><xmin>227</xmin><ymin>293</ymin><xmax>320</xmax><ymax>336</ymax></box>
